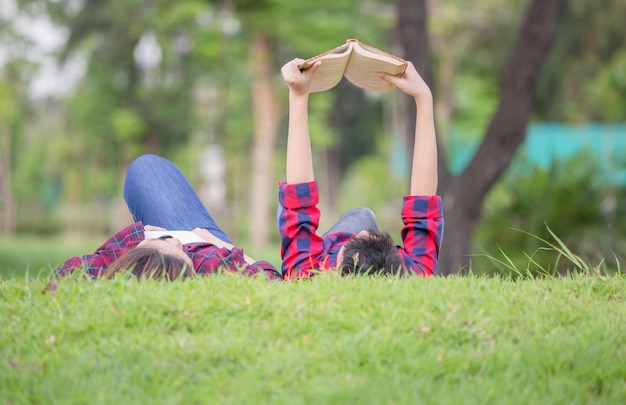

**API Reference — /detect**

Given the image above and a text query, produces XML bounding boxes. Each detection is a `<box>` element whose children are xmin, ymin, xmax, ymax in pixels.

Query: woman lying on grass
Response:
<box><xmin>54</xmin><ymin>154</ymin><xmax>281</xmax><ymax>281</ymax></box>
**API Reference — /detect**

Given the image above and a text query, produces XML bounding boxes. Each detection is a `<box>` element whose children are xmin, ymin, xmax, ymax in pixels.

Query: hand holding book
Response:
<box><xmin>299</xmin><ymin>39</ymin><xmax>408</xmax><ymax>93</ymax></box>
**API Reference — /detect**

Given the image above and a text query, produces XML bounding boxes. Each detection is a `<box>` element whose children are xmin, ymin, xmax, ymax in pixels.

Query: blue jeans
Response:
<box><xmin>276</xmin><ymin>206</ymin><xmax>378</xmax><ymax>237</ymax></box>
<box><xmin>322</xmin><ymin>207</ymin><xmax>378</xmax><ymax>236</ymax></box>
<box><xmin>124</xmin><ymin>154</ymin><xmax>233</xmax><ymax>244</ymax></box>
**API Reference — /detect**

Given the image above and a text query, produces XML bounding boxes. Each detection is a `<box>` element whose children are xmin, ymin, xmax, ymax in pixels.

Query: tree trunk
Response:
<box><xmin>248</xmin><ymin>33</ymin><xmax>280</xmax><ymax>247</ymax></box>
<box><xmin>439</xmin><ymin>0</ymin><xmax>566</xmax><ymax>275</ymax></box>
<box><xmin>396</xmin><ymin>0</ymin><xmax>453</xmax><ymax>193</ymax></box>
<box><xmin>0</xmin><ymin>130</ymin><xmax>14</xmax><ymax>235</ymax></box>
<box><xmin>396</xmin><ymin>0</ymin><xmax>429</xmax><ymax>160</ymax></box>
<box><xmin>397</xmin><ymin>0</ymin><xmax>565</xmax><ymax>275</ymax></box>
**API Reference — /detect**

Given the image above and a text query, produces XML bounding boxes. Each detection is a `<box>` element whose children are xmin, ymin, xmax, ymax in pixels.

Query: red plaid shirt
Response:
<box><xmin>278</xmin><ymin>181</ymin><xmax>444</xmax><ymax>279</ymax></box>
<box><xmin>55</xmin><ymin>222</ymin><xmax>281</xmax><ymax>279</ymax></box>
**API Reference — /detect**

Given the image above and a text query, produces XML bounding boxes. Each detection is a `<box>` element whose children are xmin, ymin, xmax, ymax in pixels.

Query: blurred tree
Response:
<box><xmin>428</xmin><ymin>0</ymin><xmax>527</xmax><ymax>146</ymax></box>
<box><xmin>16</xmin><ymin>0</ymin><xmax>239</xmax><ymax>234</ymax></box>
<box><xmin>48</xmin><ymin>0</ymin><xmax>224</xmax><ymax>157</ymax></box>
<box><xmin>535</xmin><ymin>0</ymin><xmax>626</xmax><ymax>121</ymax></box>
<box><xmin>15</xmin><ymin>0</ymin><xmax>612</xmax><ymax>271</ymax></box>
<box><xmin>15</xmin><ymin>0</ymin><xmax>396</xmax><ymax>242</ymax></box>
<box><xmin>396</xmin><ymin>0</ymin><xmax>566</xmax><ymax>275</ymax></box>
<box><xmin>0</xmin><ymin>73</ymin><xmax>21</xmax><ymax>235</ymax></box>
<box><xmin>222</xmin><ymin>0</ymin><xmax>394</xmax><ymax>246</ymax></box>
<box><xmin>0</xmin><ymin>13</ymin><xmax>36</xmax><ymax>235</ymax></box>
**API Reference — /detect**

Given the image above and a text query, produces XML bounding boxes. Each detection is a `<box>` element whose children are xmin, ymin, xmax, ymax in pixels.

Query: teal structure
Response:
<box><xmin>446</xmin><ymin>123</ymin><xmax>626</xmax><ymax>184</ymax></box>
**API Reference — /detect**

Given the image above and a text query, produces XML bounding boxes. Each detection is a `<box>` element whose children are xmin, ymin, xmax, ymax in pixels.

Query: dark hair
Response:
<box><xmin>339</xmin><ymin>230</ymin><xmax>405</xmax><ymax>276</ymax></box>
<box><xmin>105</xmin><ymin>246</ymin><xmax>194</xmax><ymax>280</ymax></box>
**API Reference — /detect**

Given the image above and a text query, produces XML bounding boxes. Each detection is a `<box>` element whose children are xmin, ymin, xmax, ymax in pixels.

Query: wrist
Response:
<box><xmin>289</xmin><ymin>89</ymin><xmax>310</xmax><ymax>99</ymax></box>
<box><xmin>414</xmin><ymin>91</ymin><xmax>433</xmax><ymax>109</ymax></box>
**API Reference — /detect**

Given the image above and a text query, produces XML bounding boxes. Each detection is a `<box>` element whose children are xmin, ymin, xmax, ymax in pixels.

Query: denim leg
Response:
<box><xmin>323</xmin><ymin>207</ymin><xmax>378</xmax><ymax>237</ymax></box>
<box><xmin>276</xmin><ymin>205</ymin><xmax>378</xmax><ymax>237</ymax></box>
<box><xmin>124</xmin><ymin>154</ymin><xmax>233</xmax><ymax>244</ymax></box>
<box><xmin>275</xmin><ymin>205</ymin><xmax>284</xmax><ymax>233</ymax></box>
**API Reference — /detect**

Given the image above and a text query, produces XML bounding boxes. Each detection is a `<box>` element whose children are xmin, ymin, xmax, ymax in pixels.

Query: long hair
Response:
<box><xmin>339</xmin><ymin>230</ymin><xmax>405</xmax><ymax>276</ymax></box>
<box><xmin>105</xmin><ymin>246</ymin><xmax>194</xmax><ymax>280</ymax></box>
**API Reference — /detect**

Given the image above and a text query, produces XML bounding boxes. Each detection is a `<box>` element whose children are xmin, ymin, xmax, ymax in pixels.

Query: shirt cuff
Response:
<box><xmin>128</xmin><ymin>222</ymin><xmax>146</xmax><ymax>248</ymax></box>
<box><xmin>278</xmin><ymin>180</ymin><xmax>320</xmax><ymax>209</ymax></box>
<box><xmin>402</xmin><ymin>195</ymin><xmax>443</xmax><ymax>219</ymax></box>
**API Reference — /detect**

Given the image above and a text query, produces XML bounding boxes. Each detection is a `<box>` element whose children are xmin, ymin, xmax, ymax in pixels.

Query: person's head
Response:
<box><xmin>105</xmin><ymin>236</ymin><xmax>195</xmax><ymax>280</ymax></box>
<box><xmin>337</xmin><ymin>230</ymin><xmax>405</xmax><ymax>276</ymax></box>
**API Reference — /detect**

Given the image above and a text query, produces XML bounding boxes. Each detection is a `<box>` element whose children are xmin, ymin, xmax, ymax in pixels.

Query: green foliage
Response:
<box><xmin>35</xmin><ymin>0</ymin><xmax>228</xmax><ymax>160</ymax></box>
<box><xmin>111</xmin><ymin>108</ymin><xmax>147</xmax><ymax>143</ymax></box>
<box><xmin>6</xmin><ymin>0</ymin><xmax>624</xmax><ymax>251</ymax></box>
<box><xmin>0</xmin><ymin>56</ymin><xmax>37</xmax><ymax>174</ymax></box>
<box><xmin>338</xmin><ymin>142</ymin><xmax>405</xmax><ymax>236</ymax></box>
<box><xmin>474</xmin><ymin>152</ymin><xmax>626</xmax><ymax>276</ymax></box>
<box><xmin>451</xmin><ymin>74</ymin><xmax>498</xmax><ymax>136</ymax></box>
<box><xmin>1</xmin><ymin>273</ymin><xmax>626</xmax><ymax>403</ymax></box>
<box><xmin>0</xmin><ymin>82</ymin><xmax>20</xmax><ymax>125</ymax></box>
<box><xmin>307</xmin><ymin>91</ymin><xmax>337</xmax><ymax>149</ymax></box>
<box><xmin>332</xmin><ymin>85</ymin><xmax>384</xmax><ymax>172</ymax></box>
<box><xmin>431</xmin><ymin>0</ymin><xmax>526</xmax><ymax>75</ymax></box>
<box><xmin>247</xmin><ymin>0</ymin><xmax>393</xmax><ymax>55</ymax></box>
<box><xmin>585</xmin><ymin>50</ymin><xmax>626</xmax><ymax>121</ymax></box>
<box><xmin>429</xmin><ymin>0</ymin><xmax>526</xmax><ymax>135</ymax></box>
<box><xmin>473</xmin><ymin>224</ymin><xmax>620</xmax><ymax>280</ymax></box>
<box><xmin>11</xmin><ymin>133</ymin><xmax>49</xmax><ymax>201</ymax></box>
<box><xmin>535</xmin><ymin>0</ymin><xmax>626</xmax><ymax>121</ymax></box>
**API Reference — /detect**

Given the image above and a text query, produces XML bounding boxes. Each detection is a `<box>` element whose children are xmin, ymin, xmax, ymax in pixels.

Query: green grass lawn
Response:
<box><xmin>1</xmin><ymin>272</ymin><xmax>625</xmax><ymax>404</ymax></box>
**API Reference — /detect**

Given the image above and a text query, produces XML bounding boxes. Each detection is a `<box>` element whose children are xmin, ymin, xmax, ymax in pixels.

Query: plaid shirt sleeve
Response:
<box><xmin>277</xmin><ymin>180</ymin><xmax>326</xmax><ymax>279</ymax></box>
<box><xmin>399</xmin><ymin>195</ymin><xmax>444</xmax><ymax>276</ymax></box>
<box><xmin>55</xmin><ymin>222</ymin><xmax>145</xmax><ymax>278</ymax></box>
<box><xmin>186</xmin><ymin>244</ymin><xmax>282</xmax><ymax>280</ymax></box>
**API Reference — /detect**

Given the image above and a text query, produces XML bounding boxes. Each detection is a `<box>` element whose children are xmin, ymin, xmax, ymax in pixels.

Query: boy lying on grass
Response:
<box><xmin>277</xmin><ymin>58</ymin><xmax>444</xmax><ymax>279</ymax></box>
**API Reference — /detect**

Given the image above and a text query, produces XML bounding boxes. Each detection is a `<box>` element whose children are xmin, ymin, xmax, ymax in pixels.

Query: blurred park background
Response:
<box><xmin>0</xmin><ymin>0</ymin><xmax>624</xmax><ymax>277</ymax></box>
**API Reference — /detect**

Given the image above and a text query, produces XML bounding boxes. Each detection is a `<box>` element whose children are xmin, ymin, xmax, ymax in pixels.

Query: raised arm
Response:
<box><xmin>379</xmin><ymin>62</ymin><xmax>438</xmax><ymax>196</ymax></box>
<box><xmin>379</xmin><ymin>63</ymin><xmax>442</xmax><ymax>276</ymax></box>
<box><xmin>278</xmin><ymin>59</ymin><xmax>326</xmax><ymax>278</ymax></box>
<box><xmin>281</xmin><ymin>58</ymin><xmax>322</xmax><ymax>184</ymax></box>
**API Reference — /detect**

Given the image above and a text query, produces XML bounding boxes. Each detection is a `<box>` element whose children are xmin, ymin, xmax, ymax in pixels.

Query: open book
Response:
<box><xmin>299</xmin><ymin>39</ymin><xmax>407</xmax><ymax>93</ymax></box>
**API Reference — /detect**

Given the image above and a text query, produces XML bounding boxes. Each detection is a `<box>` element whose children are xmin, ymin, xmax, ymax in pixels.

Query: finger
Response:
<box><xmin>378</xmin><ymin>72</ymin><xmax>397</xmax><ymax>85</ymax></box>
<box><xmin>282</xmin><ymin>58</ymin><xmax>303</xmax><ymax>73</ymax></box>
<box><xmin>303</xmin><ymin>60</ymin><xmax>322</xmax><ymax>76</ymax></box>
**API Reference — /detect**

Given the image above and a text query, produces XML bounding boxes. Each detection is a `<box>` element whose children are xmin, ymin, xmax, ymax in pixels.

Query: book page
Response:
<box><xmin>300</xmin><ymin>43</ymin><xmax>351</xmax><ymax>69</ymax></box>
<box><xmin>353</xmin><ymin>41</ymin><xmax>407</xmax><ymax>65</ymax></box>
<box><xmin>302</xmin><ymin>51</ymin><xmax>352</xmax><ymax>93</ymax></box>
<box><xmin>344</xmin><ymin>50</ymin><xmax>407</xmax><ymax>92</ymax></box>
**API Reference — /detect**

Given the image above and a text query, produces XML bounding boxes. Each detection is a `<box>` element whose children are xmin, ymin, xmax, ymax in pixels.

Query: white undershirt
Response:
<box><xmin>143</xmin><ymin>230</ymin><xmax>205</xmax><ymax>245</ymax></box>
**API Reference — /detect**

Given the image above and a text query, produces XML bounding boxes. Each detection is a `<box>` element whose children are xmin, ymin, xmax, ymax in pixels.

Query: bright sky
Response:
<box><xmin>0</xmin><ymin>0</ymin><xmax>85</xmax><ymax>98</ymax></box>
